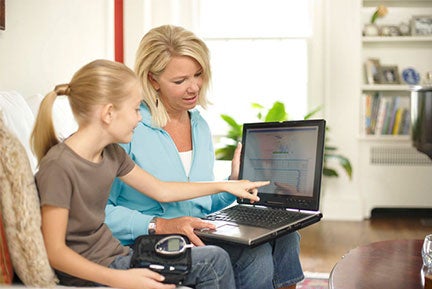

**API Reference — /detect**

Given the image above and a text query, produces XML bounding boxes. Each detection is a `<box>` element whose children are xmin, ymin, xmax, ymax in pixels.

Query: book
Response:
<box><xmin>392</xmin><ymin>107</ymin><xmax>405</xmax><ymax>135</ymax></box>
<box><xmin>369</xmin><ymin>92</ymin><xmax>381</xmax><ymax>134</ymax></box>
<box><xmin>395</xmin><ymin>97</ymin><xmax>411</xmax><ymax>135</ymax></box>
<box><xmin>381</xmin><ymin>98</ymin><xmax>393</xmax><ymax>135</ymax></box>
<box><xmin>386</xmin><ymin>97</ymin><xmax>400</xmax><ymax>135</ymax></box>
<box><xmin>400</xmin><ymin>109</ymin><xmax>411</xmax><ymax>135</ymax></box>
<box><xmin>375</xmin><ymin>96</ymin><xmax>389</xmax><ymax>136</ymax></box>
<box><xmin>363</xmin><ymin>93</ymin><xmax>372</xmax><ymax>134</ymax></box>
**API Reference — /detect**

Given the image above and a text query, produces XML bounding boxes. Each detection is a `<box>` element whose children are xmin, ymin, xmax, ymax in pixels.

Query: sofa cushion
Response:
<box><xmin>0</xmin><ymin>116</ymin><xmax>58</xmax><ymax>287</ymax></box>
<box><xmin>23</xmin><ymin>93</ymin><xmax>78</xmax><ymax>141</ymax></box>
<box><xmin>0</xmin><ymin>212</ymin><xmax>13</xmax><ymax>284</ymax></box>
<box><xmin>0</xmin><ymin>91</ymin><xmax>78</xmax><ymax>174</ymax></box>
<box><xmin>0</xmin><ymin>91</ymin><xmax>37</xmax><ymax>172</ymax></box>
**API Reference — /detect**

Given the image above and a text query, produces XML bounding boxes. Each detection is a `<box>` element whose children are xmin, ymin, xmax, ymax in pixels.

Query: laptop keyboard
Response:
<box><xmin>203</xmin><ymin>205</ymin><xmax>310</xmax><ymax>229</ymax></box>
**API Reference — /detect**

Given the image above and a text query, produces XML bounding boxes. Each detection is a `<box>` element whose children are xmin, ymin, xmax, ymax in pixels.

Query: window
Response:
<box><xmin>196</xmin><ymin>0</ymin><xmax>313</xmax><ymax>136</ymax></box>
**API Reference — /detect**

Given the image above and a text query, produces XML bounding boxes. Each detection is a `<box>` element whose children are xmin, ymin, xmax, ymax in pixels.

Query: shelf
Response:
<box><xmin>358</xmin><ymin>135</ymin><xmax>411</xmax><ymax>142</ymax></box>
<box><xmin>363</xmin><ymin>36</ymin><xmax>432</xmax><ymax>43</ymax></box>
<box><xmin>362</xmin><ymin>84</ymin><xmax>411</xmax><ymax>91</ymax></box>
<box><xmin>363</xmin><ymin>0</ymin><xmax>432</xmax><ymax>8</ymax></box>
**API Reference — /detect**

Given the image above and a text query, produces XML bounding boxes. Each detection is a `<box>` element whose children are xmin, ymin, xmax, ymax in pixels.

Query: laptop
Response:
<box><xmin>196</xmin><ymin>119</ymin><xmax>326</xmax><ymax>247</ymax></box>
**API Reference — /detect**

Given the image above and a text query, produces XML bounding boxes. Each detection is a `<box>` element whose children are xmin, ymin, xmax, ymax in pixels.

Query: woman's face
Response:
<box><xmin>152</xmin><ymin>55</ymin><xmax>203</xmax><ymax>114</ymax></box>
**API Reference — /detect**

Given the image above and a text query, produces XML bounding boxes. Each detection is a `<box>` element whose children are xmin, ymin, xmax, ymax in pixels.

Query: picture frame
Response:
<box><xmin>365</xmin><ymin>58</ymin><xmax>381</xmax><ymax>84</ymax></box>
<box><xmin>380</xmin><ymin>65</ymin><xmax>400</xmax><ymax>84</ymax></box>
<box><xmin>411</xmin><ymin>15</ymin><xmax>432</xmax><ymax>36</ymax></box>
<box><xmin>0</xmin><ymin>0</ymin><xmax>4</xmax><ymax>31</ymax></box>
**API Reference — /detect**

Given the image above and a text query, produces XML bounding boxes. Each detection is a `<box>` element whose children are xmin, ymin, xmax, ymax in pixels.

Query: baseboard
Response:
<box><xmin>371</xmin><ymin>208</ymin><xmax>432</xmax><ymax>218</ymax></box>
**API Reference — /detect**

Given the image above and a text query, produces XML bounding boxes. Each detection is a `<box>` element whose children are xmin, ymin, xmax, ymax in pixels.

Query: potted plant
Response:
<box><xmin>215</xmin><ymin>101</ymin><xmax>352</xmax><ymax>179</ymax></box>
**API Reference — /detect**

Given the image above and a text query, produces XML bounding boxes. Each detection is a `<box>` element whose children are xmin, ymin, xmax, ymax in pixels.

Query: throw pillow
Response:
<box><xmin>0</xmin><ymin>211</ymin><xmax>13</xmax><ymax>284</ymax></box>
<box><xmin>0</xmin><ymin>115</ymin><xmax>58</xmax><ymax>287</ymax></box>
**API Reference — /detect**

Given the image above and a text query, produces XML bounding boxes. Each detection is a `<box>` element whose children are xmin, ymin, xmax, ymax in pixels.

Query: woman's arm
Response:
<box><xmin>41</xmin><ymin>205</ymin><xmax>175</xmax><ymax>289</ymax></box>
<box><xmin>120</xmin><ymin>165</ymin><xmax>269</xmax><ymax>203</ymax></box>
<box><xmin>105</xmin><ymin>197</ymin><xmax>154</xmax><ymax>245</ymax></box>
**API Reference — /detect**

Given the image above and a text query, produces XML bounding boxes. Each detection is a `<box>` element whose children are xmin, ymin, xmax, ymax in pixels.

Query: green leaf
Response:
<box><xmin>251</xmin><ymin>103</ymin><xmax>264</xmax><ymax>109</ymax></box>
<box><xmin>325</xmin><ymin>153</ymin><xmax>353</xmax><ymax>179</ymax></box>
<box><xmin>325</xmin><ymin>145</ymin><xmax>337</xmax><ymax>151</ymax></box>
<box><xmin>227</xmin><ymin>130</ymin><xmax>242</xmax><ymax>142</ymax></box>
<box><xmin>323</xmin><ymin>167</ymin><xmax>339</xmax><ymax>177</ymax></box>
<box><xmin>265</xmin><ymin>101</ymin><xmax>287</xmax><ymax>122</ymax></box>
<box><xmin>220</xmin><ymin>114</ymin><xmax>241</xmax><ymax>129</ymax></box>
<box><xmin>303</xmin><ymin>106</ymin><xmax>322</xmax><ymax>120</ymax></box>
<box><xmin>215</xmin><ymin>145</ymin><xmax>237</xmax><ymax>160</ymax></box>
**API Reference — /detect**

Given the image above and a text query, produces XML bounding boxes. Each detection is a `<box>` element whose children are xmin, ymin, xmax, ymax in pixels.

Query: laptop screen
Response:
<box><xmin>239</xmin><ymin>119</ymin><xmax>326</xmax><ymax>211</ymax></box>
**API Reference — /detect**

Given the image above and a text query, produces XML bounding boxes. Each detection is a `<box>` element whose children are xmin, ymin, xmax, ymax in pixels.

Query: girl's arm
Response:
<box><xmin>41</xmin><ymin>205</ymin><xmax>175</xmax><ymax>289</ymax></box>
<box><xmin>120</xmin><ymin>165</ymin><xmax>269</xmax><ymax>203</ymax></box>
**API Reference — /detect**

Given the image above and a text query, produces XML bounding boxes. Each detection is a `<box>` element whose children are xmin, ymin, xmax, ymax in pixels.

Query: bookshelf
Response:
<box><xmin>359</xmin><ymin>0</ymin><xmax>432</xmax><ymax>217</ymax></box>
<box><xmin>360</xmin><ymin>2</ymin><xmax>432</xmax><ymax>140</ymax></box>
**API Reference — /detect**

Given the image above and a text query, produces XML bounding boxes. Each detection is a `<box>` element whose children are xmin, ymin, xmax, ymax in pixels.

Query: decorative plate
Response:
<box><xmin>402</xmin><ymin>68</ymin><xmax>420</xmax><ymax>85</ymax></box>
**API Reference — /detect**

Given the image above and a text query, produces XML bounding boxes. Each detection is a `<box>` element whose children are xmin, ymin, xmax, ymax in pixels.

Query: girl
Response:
<box><xmin>30</xmin><ymin>59</ymin><xmax>268</xmax><ymax>289</ymax></box>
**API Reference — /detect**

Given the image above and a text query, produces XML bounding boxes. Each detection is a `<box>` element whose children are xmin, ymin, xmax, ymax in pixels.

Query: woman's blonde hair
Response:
<box><xmin>30</xmin><ymin>59</ymin><xmax>141</xmax><ymax>163</ymax></box>
<box><xmin>135</xmin><ymin>25</ymin><xmax>211</xmax><ymax>127</ymax></box>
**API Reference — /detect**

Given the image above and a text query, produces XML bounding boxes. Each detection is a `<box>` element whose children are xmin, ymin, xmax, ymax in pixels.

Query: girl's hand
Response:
<box><xmin>111</xmin><ymin>268</ymin><xmax>176</xmax><ymax>289</ymax></box>
<box><xmin>225</xmin><ymin>180</ymin><xmax>270</xmax><ymax>203</ymax></box>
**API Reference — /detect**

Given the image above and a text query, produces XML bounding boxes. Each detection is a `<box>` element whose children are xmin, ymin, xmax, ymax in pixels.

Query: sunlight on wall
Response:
<box><xmin>201</xmin><ymin>39</ymin><xmax>308</xmax><ymax>135</ymax></box>
<box><xmin>197</xmin><ymin>0</ymin><xmax>312</xmax><ymax>135</ymax></box>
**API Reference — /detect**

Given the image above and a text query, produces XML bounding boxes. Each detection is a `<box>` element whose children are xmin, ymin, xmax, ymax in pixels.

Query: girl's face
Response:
<box><xmin>111</xmin><ymin>83</ymin><xmax>143</xmax><ymax>143</ymax></box>
<box><xmin>152</xmin><ymin>56</ymin><xmax>203</xmax><ymax>114</ymax></box>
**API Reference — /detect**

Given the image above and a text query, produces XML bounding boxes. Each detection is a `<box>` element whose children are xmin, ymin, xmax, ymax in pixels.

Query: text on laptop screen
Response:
<box><xmin>241</xmin><ymin>126</ymin><xmax>319</xmax><ymax>198</ymax></box>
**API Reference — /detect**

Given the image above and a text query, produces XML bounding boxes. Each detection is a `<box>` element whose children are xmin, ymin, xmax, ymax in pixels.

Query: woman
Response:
<box><xmin>106</xmin><ymin>25</ymin><xmax>304</xmax><ymax>289</ymax></box>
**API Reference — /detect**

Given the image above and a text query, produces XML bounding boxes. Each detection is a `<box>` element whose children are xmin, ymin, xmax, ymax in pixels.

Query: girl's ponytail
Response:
<box><xmin>30</xmin><ymin>59</ymin><xmax>141</xmax><ymax>165</ymax></box>
<box><xmin>30</xmin><ymin>85</ymin><xmax>69</xmax><ymax>164</ymax></box>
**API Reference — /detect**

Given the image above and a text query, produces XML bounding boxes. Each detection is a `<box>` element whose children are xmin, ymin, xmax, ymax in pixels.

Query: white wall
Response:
<box><xmin>123</xmin><ymin>0</ymin><xmax>198</xmax><ymax>69</ymax></box>
<box><xmin>0</xmin><ymin>0</ymin><xmax>392</xmax><ymax>220</ymax></box>
<box><xmin>0</xmin><ymin>0</ymin><xmax>114</xmax><ymax>97</ymax></box>
<box><xmin>320</xmin><ymin>0</ymin><xmax>363</xmax><ymax>219</ymax></box>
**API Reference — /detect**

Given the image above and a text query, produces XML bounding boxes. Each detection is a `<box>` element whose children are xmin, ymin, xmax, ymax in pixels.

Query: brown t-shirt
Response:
<box><xmin>35</xmin><ymin>142</ymin><xmax>135</xmax><ymax>285</ymax></box>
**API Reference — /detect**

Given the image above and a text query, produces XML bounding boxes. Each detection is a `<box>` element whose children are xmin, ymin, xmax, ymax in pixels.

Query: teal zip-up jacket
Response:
<box><xmin>106</xmin><ymin>103</ymin><xmax>236</xmax><ymax>245</ymax></box>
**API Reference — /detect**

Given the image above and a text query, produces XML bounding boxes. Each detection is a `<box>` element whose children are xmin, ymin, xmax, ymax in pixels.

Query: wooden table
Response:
<box><xmin>329</xmin><ymin>239</ymin><xmax>428</xmax><ymax>289</ymax></box>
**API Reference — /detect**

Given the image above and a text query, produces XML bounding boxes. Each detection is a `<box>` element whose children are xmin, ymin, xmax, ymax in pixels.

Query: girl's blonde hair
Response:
<box><xmin>30</xmin><ymin>59</ymin><xmax>141</xmax><ymax>163</ymax></box>
<box><xmin>135</xmin><ymin>25</ymin><xmax>211</xmax><ymax>127</ymax></box>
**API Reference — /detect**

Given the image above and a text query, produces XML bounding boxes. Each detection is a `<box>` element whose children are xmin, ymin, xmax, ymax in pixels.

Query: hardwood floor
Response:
<box><xmin>299</xmin><ymin>217</ymin><xmax>432</xmax><ymax>273</ymax></box>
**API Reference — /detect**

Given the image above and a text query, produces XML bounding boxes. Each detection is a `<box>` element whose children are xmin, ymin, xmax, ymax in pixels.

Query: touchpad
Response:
<box><xmin>214</xmin><ymin>223</ymin><xmax>241</xmax><ymax>236</ymax></box>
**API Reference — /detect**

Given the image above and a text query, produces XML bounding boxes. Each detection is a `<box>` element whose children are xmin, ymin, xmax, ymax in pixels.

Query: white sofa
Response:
<box><xmin>0</xmin><ymin>90</ymin><xmax>190</xmax><ymax>288</ymax></box>
<box><xmin>0</xmin><ymin>90</ymin><xmax>77</xmax><ymax>173</ymax></box>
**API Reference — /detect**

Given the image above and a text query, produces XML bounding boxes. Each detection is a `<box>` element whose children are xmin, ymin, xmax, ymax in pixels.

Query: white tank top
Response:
<box><xmin>178</xmin><ymin>150</ymin><xmax>193</xmax><ymax>177</ymax></box>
